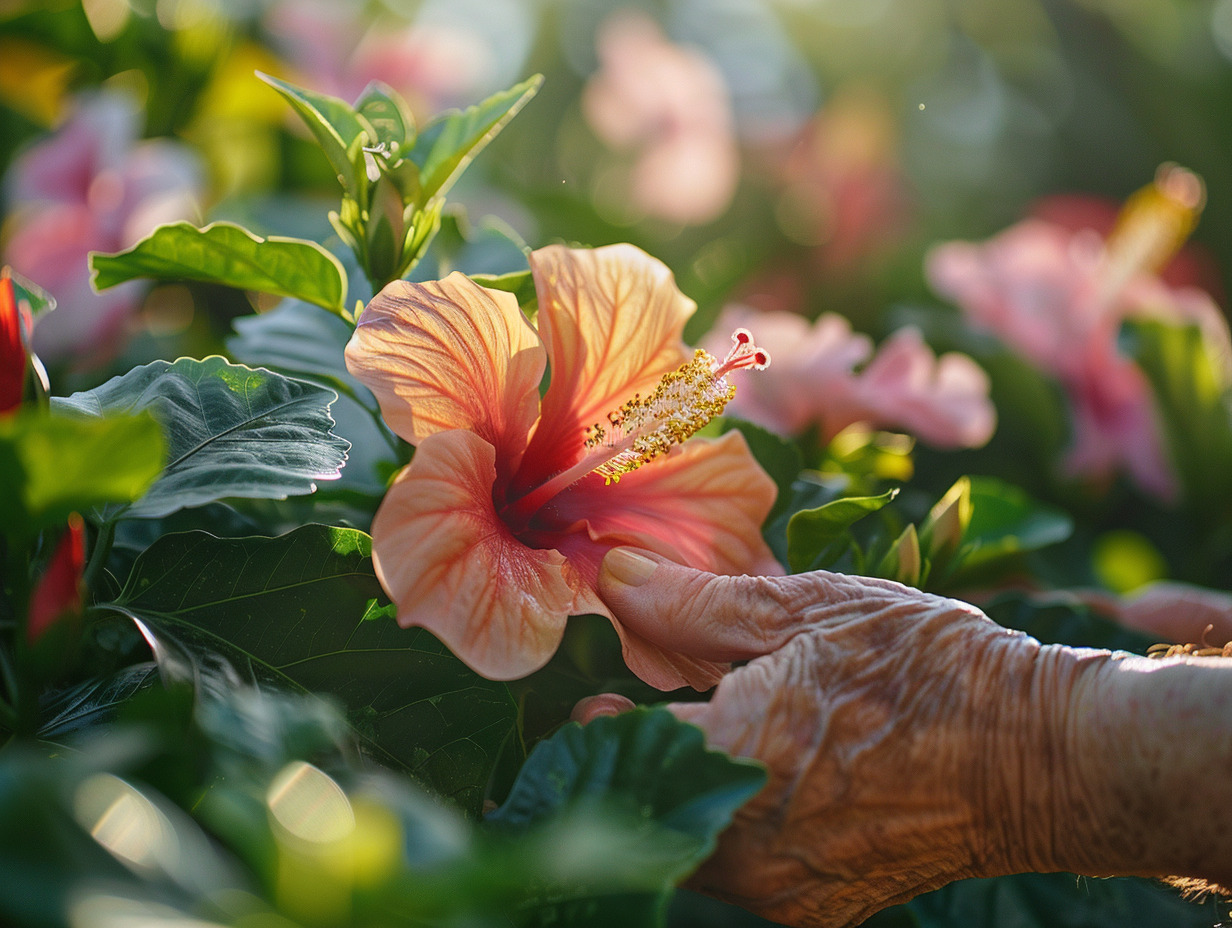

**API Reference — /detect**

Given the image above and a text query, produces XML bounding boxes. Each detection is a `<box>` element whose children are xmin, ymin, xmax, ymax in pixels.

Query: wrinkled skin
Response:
<box><xmin>590</xmin><ymin>549</ymin><xmax>1232</xmax><ymax>927</ymax></box>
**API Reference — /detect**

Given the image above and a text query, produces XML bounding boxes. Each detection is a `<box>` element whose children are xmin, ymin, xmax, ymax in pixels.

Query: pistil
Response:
<box><xmin>502</xmin><ymin>329</ymin><xmax>769</xmax><ymax>527</ymax></box>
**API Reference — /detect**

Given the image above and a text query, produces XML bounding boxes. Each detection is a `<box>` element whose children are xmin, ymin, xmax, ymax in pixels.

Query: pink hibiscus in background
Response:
<box><xmin>771</xmin><ymin>85</ymin><xmax>911</xmax><ymax>275</ymax></box>
<box><xmin>263</xmin><ymin>0</ymin><xmax>492</xmax><ymax>119</ymax></box>
<box><xmin>581</xmin><ymin>11</ymin><xmax>739</xmax><ymax>226</ymax></box>
<box><xmin>3</xmin><ymin>90</ymin><xmax>202</xmax><ymax>366</ymax></box>
<box><xmin>345</xmin><ymin>243</ymin><xmax>779</xmax><ymax>691</ymax></box>
<box><xmin>706</xmin><ymin>305</ymin><xmax>995</xmax><ymax>449</ymax></box>
<box><xmin>926</xmin><ymin>164</ymin><xmax>1230</xmax><ymax>501</ymax></box>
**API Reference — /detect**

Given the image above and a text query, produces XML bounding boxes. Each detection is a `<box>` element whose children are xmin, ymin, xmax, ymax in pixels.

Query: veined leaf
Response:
<box><xmin>409</xmin><ymin>74</ymin><xmax>542</xmax><ymax>203</ymax></box>
<box><xmin>90</xmin><ymin>221</ymin><xmax>348</xmax><ymax>315</ymax></box>
<box><xmin>0</xmin><ymin>408</ymin><xmax>164</xmax><ymax>537</ymax></box>
<box><xmin>109</xmin><ymin>525</ymin><xmax>517</xmax><ymax>813</ymax></box>
<box><xmin>487</xmin><ymin>708</ymin><xmax>765</xmax><ymax>924</ymax></box>
<box><xmin>38</xmin><ymin>663</ymin><xmax>161</xmax><ymax>740</ymax></box>
<box><xmin>258</xmin><ymin>71</ymin><xmax>371</xmax><ymax>198</ymax></box>
<box><xmin>786</xmin><ymin>488</ymin><xmax>899</xmax><ymax>573</ymax></box>
<box><xmin>53</xmin><ymin>357</ymin><xmax>349</xmax><ymax>521</ymax></box>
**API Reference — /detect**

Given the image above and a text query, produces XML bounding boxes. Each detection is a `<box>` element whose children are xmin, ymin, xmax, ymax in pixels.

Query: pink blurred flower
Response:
<box><xmin>707</xmin><ymin>306</ymin><xmax>995</xmax><ymax>448</ymax></box>
<box><xmin>582</xmin><ymin>11</ymin><xmax>739</xmax><ymax>226</ymax></box>
<box><xmin>926</xmin><ymin>165</ymin><xmax>1228</xmax><ymax>500</ymax></box>
<box><xmin>264</xmin><ymin>0</ymin><xmax>491</xmax><ymax>118</ymax></box>
<box><xmin>774</xmin><ymin>86</ymin><xmax>911</xmax><ymax>274</ymax></box>
<box><xmin>3</xmin><ymin>90</ymin><xmax>202</xmax><ymax>365</ymax></box>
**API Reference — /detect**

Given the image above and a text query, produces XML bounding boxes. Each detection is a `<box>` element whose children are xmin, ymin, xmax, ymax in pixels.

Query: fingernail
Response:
<box><xmin>602</xmin><ymin>547</ymin><xmax>657</xmax><ymax>587</ymax></box>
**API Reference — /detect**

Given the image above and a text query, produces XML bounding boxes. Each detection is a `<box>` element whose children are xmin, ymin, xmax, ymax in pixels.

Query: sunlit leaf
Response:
<box><xmin>786</xmin><ymin>488</ymin><xmax>899</xmax><ymax>573</ymax></box>
<box><xmin>940</xmin><ymin>477</ymin><xmax>1072</xmax><ymax>588</ymax></box>
<box><xmin>0</xmin><ymin>409</ymin><xmax>164</xmax><ymax>537</ymax></box>
<box><xmin>409</xmin><ymin>74</ymin><xmax>542</xmax><ymax>202</ymax></box>
<box><xmin>258</xmin><ymin>71</ymin><xmax>370</xmax><ymax>197</ymax></box>
<box><xmin>90</xmin><ymin>221</ymin><xmax>348</xmax><ymax>315</ymax></box>
<box><xmin>108</xmin><ymin>525</ymin><xmax>517</xmax><ymax>813</ymax></box>
<box><xmin>53</xmin><ymin>357</ymin><xmax>349</xmax><ymax>521</ymax></box>
<box><xmin>355</xmin><ymin>81</ymin><xmax>415</xmax><ymax>152</ymax></box>
<box><xmin>1125</xmin><ymin>318</ymin><xmax>1232</xmax><ymax>513</ymax></box>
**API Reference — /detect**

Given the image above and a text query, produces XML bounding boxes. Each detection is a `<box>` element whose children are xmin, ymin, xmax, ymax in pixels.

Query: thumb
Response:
<box><xmin>598</xmin><ymin>547</ymin><xmax>804</xmax><ymax>661</ymax></box>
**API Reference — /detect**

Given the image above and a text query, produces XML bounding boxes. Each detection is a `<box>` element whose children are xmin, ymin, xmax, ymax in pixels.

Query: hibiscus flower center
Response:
<box><xmin>500</xmin><ymin>329</ymin><xmax>769</xmax><ymax>528</ymax></box>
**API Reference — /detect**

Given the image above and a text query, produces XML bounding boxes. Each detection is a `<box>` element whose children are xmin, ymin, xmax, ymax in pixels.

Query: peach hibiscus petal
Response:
<box><xmin>522</xmin><ymin>244</ymin><xmax>694</xmax><ymax>481</ymax></box>
<box><xmin>371</xmin><ymin>429</ymin><xmax>577</xmax><ymax>681</ymax></box>
<box><xmin>346</xmin><ymin>273</ymin><xmax>545</xmax><ymax>468</ymax></box>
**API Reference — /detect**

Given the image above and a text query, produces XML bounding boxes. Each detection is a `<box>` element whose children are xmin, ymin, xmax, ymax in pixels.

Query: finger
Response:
<box><xmin>599</xmin><ymin>547</ymin><xmax>888</xmax><ymax>661</ymax></box>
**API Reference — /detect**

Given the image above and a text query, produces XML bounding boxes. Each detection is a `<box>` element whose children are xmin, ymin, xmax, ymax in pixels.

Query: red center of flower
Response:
<box><xmin>500</xmin><ymin>329</ymin><xmax>769</xmax><ymax>531</ymax></box>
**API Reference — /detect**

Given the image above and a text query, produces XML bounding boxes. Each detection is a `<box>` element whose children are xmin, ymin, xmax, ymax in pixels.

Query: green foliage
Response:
<box><xmin>90</xmin><ymin>220</ymin><xmax>348</xmax><ymax>315</ymax></box>
<box><xmin>408</xmin><ymin>75</ymin><xmax>544</xmax><ymax>203</ymax></box>
<box><xmin>1126</xmin><ymin>319</ymin><xmax>1232</xmax><ymax>516</ymax></box>
<box><xmin>53</xmin><ymin>357</ymin><xmax>350</xmax><ymax>522</ymax></box>
<box><xmin>719</xmin><ymin>418</ymin><xmax>804</xmax><ymax>522</ymax></box>
<box><xmin>786</xmin><ymin>487</ymin><xmax>899</xmax><ymax>573</ymax></box>
<box><xmin>107</xmin><ymin>524</ymin><xmax>517</xmax><ymax>813</ymax></box>
<box><xmin>0</xmin><ymin>408</ymin><xmax>164</xmax><ymax>539</ymax></box>
<box><xmin>909</xmin><ymin>873</ymin><xmax>1221</xmax><ymax>927</ymax></box>
<box><xmin>487</xmin><ymin>708</ymin><xmax>767</xmax><ymax>926</ymax></box>
<box><xmin>261</xmin><ymin>70</ymin><xmax>541</xmax><ymax>293</ymax></box>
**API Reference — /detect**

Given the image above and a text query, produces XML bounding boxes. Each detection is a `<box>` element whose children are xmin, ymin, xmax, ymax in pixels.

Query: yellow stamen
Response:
<box><xmin>585</xmin><ymin>329</ymin><xmax>770</xmax><ymax>484</ymax></box>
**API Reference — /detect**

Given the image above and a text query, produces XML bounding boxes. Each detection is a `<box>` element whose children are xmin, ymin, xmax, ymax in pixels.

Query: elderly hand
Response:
<box><xmin>590</xmin><ymin>547</ymin><xmax>1232</xmax><ymax>927</ymax></box>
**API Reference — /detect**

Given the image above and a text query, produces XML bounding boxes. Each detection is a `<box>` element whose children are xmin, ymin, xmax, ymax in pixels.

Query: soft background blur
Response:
<box><xmin>5</xmin><ymin>0</ymin><xmax>1231</xmax><ymax>343</ymax></box>
<box><xmin>3</xmin><ymin>0</ymin><xmax>1232</xmax><ymax>586</ymax></box>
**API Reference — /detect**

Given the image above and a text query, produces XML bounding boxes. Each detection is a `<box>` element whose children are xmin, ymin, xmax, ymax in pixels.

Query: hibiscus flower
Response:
<box><xmin>344</xmin><ymin>244</ymin><xmax>780</xmax><ymax>690</ymax></box>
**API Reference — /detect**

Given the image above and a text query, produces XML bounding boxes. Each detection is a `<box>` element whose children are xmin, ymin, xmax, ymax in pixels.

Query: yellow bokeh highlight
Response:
<box><xmin>1092</xmin><ymin>529</ymin><xmax>1168</xmax><ymax>593</ymax></box>
<box><xmin>0</xmin><ymin>37</ymin><xmax>77</xmax><ymax>126</ymax></box>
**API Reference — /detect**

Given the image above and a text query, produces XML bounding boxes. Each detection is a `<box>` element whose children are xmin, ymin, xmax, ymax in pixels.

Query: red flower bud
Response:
<box><xmin>0</xmin><ymin>273</ymin><xmax>24</xmax><ymax>415</ymax></box>
<box><xmin>28</xmin><ymin>514</ymin><xmax>85</xmax><ymax>644</ymax></box>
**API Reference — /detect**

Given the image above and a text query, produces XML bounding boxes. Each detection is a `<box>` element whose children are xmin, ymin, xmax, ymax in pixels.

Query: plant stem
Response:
<box><xmin>82</xmin><ymin>519</ymin><xmax>116</xmax><ymax>596</ymax></box>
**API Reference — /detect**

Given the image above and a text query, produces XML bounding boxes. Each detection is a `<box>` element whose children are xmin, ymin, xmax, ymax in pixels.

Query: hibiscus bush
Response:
<box><xmin>3</xmin><ymin>2</ymin><xmax>1232</xmax><ymax>927</ymax></box>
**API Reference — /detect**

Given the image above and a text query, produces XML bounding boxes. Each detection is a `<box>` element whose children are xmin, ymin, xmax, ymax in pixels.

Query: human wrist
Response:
<box><xmin>1061</xmin><ymin>654</ymin><xmax>1232</xmax><ymax>884</ymax></box>
<box><xmin>976</xmin><ymin>644</ymin><xmax>1232</xmax><ymax>884</ymax></box>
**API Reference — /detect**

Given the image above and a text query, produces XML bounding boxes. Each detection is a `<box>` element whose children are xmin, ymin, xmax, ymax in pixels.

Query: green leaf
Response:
<box><xmin>910</xmin><ymin>873</ymin><xmax>1218</xmax><ymax>928</ymax></box>
<box><xmin>1125</xmin><ymin>318</ymin><xmax>1232</xmax><ymax>512</ymax></box>
<box><xmin>52</xmin><ymin>357</ymin><xmax>349</xmax><ymax>521</ymax></box>
<box><xmin>0</xmin><ymin>409</ymin><xmax>165</xmax><ymax>537</ymax></box>
<box><xmin>90</xmin><ymin>221</ymin><xmax>348</xmax><ymax>315</ymax></box>
<box><xmin>355</xmin><ymin>81</ymin><xmax>415</xmax><ymax>152</ymax></box>
<box><xmin>258</xmin><ymin>71</ymin><xmax>371</xmax><ymax>197</ymax></box>
<box><xmin>942</xmin><ymin>477</ymin><xmax>1072</xmax><ymax>587</ymax></box>
<box><xmin>8</xmin><ymin>269</ymin><xmax>55</xmax><ymax>323</ymax></box>
<box><xmin>38</xmin><ymin>663</ymin><xmax>161</xmax><ymax>740</ymax></box>
<box><xmin>487</xmin><ymin>708</ymin><xmax>765</xmax><ymax>923</ymax></box>
<box><xmin>409</xmin><ymin>74</ymin><xmax>542</xmax><ymax>202</ymax></box>
<box><xmin>786</xmin><ymin>488</ymin><xmax>899</xmax><ymax>573</ymax></box>
<box><xmin>226</xmin><ymin>299</ymin><xmax>360</xmax><ymax>395</ymax></box>
<box><xmin>109</xmin><ymin>525</ymin><xmax>517</xmax><ymax>813</ymax></box>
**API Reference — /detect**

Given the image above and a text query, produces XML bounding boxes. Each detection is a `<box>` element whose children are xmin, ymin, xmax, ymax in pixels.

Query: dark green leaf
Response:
<box><xmin>109</xmin><ymin>525</ymin><xmax>517</xmax><ymax>813</ymax></box>
<box><xmin>488</xmin><ymin>708</ymin><xmax>765</xmax><ymax>925</ymax></box>
<box><xmin>0</xmin><ymin>409</ymin><xmax>164</xmax><ymax>537</ymax></box>
<box><xmin>786</xmin><ymin>488</ymin><xmax>899</xmax><ymax>573</ymax></box>
<box><xmin>258</xmin><ymin>71</ymin><xmax>370</xmax><ymax>197</ymax></box>
<box><xmin>53</xmin><ymin>357</ymin><xmax>349</xmax><ymax>521</ymax></box>
<box><xmin>90</xmin><ymin>221</ymin><xmax>348</xmax><ymax>314</ymax></box>
<box><xmin>38</xmin><ymin>663</ymin><xmax>161</xmax><ymax>740</ymax></box>
<box><xmin>409</xmin><ymin>74</ymin><xmax>542</xmax><ymax>202</ymax></box>
<box><xmin>910</xmin><ymin>873</ymin><xmax>1218</xmax><ymax>928</ymax></box>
